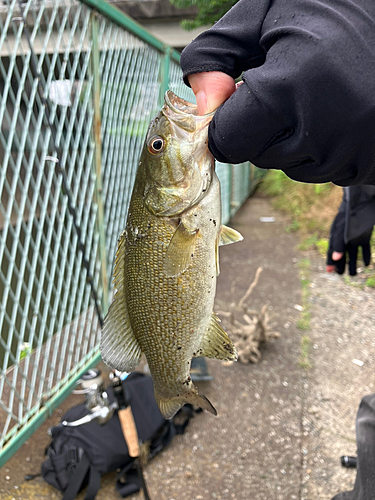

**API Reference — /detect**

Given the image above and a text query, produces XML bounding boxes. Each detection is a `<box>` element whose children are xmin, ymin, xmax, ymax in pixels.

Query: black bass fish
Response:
<box><xmin>101</xmin><ymin>91</ymin><xmax>243</xmax><ymax>418</ymax></box>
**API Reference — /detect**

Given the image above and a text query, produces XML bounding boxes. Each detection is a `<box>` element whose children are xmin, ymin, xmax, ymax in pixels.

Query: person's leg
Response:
<box><xmin>332</xmin><ymin>394</ymin><xmax>375</xmax><ymax>500</ymax></box>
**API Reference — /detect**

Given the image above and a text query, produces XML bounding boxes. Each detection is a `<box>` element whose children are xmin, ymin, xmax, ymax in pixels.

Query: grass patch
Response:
<box><xmin>298</xmin><ymin>258</ymin><xmax>311</xmax><ymax>332</ymax></box>
<box><xmin>298</xmin><ymin>235</ymin><xmax>329</xmax><ymax>254</ymax></box>
<box><xmin>299</xmin><ymin>335</ymin><xmax>312</xmax><ymax>369</ymax></box>
<box><xmin>19</xmin><ymin>342</ymin><xmax>32</xmax><ymax>361</ymax></box>
<box><xmin>296</xmin><ymin>259</ymin><xmax>313</xmax><ymax>368</ymax></box>
<box><xmin>298</xmin><ymin>258</ymin><xmax>311</xmax><ymax>270</ymax></box>
<box><xmin>316</xmin><ymin>238</ymin><xmax>329</xmax><ymax>257</ymax></box>
<box><xmin>259</xmin><ymin>170</ymin><xmax>342</xmax><ymax>243</ymax></box>
<box><xmin>366</xmin><ymin>276</ymin><xmax>375</xmax><ymax>288</ymax></box>
<box><xmin>297</xmin><ymin>315</ymin><xmax>311</xmax><ymax>331</ymax></box>
<box><xmin>298</xmin><ymin>233</ymin><xmax>319</xmax><ymax>251</ymax></box>
<box><xmin>285</xmin><ymin>220</ymin><xmax>300</xmax><ymax>233</ymax></box>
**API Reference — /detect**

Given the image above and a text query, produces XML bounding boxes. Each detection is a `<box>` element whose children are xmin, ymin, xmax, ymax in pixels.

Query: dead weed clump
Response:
<box><xmin>218</xmin><ymin>268</ymin><xmax>280</xmax><ymax>364</ymax></box>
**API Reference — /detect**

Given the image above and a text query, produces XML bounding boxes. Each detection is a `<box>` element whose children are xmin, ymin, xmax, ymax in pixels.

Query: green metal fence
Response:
<box><xmin>0</xmin><ymin>0</ymin><xmax>264</xmax><ymax>466</ymax></box>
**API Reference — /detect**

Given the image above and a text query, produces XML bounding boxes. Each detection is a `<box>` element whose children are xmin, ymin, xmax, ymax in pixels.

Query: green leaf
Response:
<box><xmin>171</xmin><ymin>0</ymin><xmax>240</xmax><ymax>29</ymax></box>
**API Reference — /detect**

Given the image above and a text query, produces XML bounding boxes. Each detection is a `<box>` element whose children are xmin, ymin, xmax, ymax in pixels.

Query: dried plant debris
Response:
<box><xmin>217</xmin><ymin>268</ymin><xmax>280</xmax><ymax>364</ymax></box>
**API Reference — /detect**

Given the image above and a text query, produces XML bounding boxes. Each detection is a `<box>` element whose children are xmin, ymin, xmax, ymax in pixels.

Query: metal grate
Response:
<box><xmin>169</xmin><ymin>57</ymin><xmax>195</xmax><ymax>104</ymax></box>
<box><xmin>231</xmin><ymin>162</ymin><xmax>250</xmax><ymax>217</ymax></box>
<box><xmin>0</xmin><ymin>0</ymin><xmax>264</xmax><ymax>465</ymax></box>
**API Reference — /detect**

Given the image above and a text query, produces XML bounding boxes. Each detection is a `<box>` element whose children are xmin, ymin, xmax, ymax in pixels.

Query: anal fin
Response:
<box><xmin>199</xmin><ymin>314</ymin><xmax>238</xmax><ymax>361</ymax></box>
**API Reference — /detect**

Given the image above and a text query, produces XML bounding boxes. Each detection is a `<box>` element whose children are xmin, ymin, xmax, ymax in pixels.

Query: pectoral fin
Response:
<box><xmin>101</xmin><ymin>231</ymin><xmax>142</xmax><ymax>372</ymax></box>
<box><xmin>198</xmin><ymin>314</ymin><xmax>238</xmax><ymax>361</ymax></box>
<box><xmin>219</xmin><ymin>225</ymin><xmax>243</xmax><ymax>246</ymax></box>
<box><xmin>163</xmin><ymin>222</ymin><xmax>198</xmax><ymax>277</ymax></box>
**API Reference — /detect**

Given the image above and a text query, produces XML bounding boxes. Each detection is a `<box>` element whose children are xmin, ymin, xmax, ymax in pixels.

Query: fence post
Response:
<box><xmin>158</xmin><ymin>46</ymin><xmax>171</xmax><ymax>107</ymax></box>
<box><xmin>229</xmin><ymin>164</ymin><xmax>235</xmax><ymax>218</ymax></box>
<box><xmin>91</xmin><ymin>12</ymin><xmax>109</xmax><ymax>316</ymax></box>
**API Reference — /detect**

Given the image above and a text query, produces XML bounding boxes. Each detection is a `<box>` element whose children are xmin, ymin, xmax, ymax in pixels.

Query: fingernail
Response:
<box><xmin>196</xmin><ymin>90</ymin><xmax>208</xmax><ymax>115</ymax></box>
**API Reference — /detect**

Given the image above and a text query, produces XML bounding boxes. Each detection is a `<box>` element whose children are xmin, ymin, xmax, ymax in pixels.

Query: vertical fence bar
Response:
<box><xmin>229</xmin><ymin>164</ymin><xmax>234</xmax><ymax>218</ymax></box>
<box><xmin>158</xmin><ymin>46</ymin><xmax>171</xmax><ymax>107</ymax></box>
<box><xmin>91</xmin><ymin>11</ymin><xmax>108</xmax><ymax>314</ymax></box>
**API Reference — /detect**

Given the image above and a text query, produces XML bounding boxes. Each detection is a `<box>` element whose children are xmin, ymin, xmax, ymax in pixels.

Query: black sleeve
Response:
<box><xmin>345</xmin><ymin>186</ymin><xmax>375</xmax><ymax>242</ymax></box>
<box><xmin>181</xmin><ymin>0</ymin><xmax>375</xmax><ymax>186</ymax></box>
<box><xmin>180</xmin><ymin>0</ymin><xmax>270</xmax><ymax>82</ymax></box>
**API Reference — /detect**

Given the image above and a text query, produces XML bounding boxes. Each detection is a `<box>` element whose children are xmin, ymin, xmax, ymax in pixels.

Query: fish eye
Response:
<box><xmin>148</xmin><ymin>136</ymin><xmax>165</xmax><ymax>155</ymax></box>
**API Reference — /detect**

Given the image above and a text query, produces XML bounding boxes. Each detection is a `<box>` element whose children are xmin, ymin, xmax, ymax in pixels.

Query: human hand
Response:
<box><xmin>188</xmin><ymin>71</ymin><xmax>236</xmax><ymax>115</ymax></box>
<box><xmin>180</xmin><ymin>0</ymin><xmax>375</xmax><ymax>185</ymax></box>
<box><xmin>326</xmin><ymin>251</ymin><xmax>344</xmax><ymax>273</ymax></box>
<box><xmin>326</xmin><ymin>211</ymin><xmax>372</xmax><ymax>276</ymax></box>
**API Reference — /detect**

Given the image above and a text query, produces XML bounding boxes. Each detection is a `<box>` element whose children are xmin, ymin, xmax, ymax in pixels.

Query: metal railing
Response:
<box><xmin>0</xmin><ymin>0</ymin><xmax>264</xmax><ymax>466</ymax></box>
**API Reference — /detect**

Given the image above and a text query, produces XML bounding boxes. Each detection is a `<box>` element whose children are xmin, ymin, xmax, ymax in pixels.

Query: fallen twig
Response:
<box><xmin>238</xmin><ymin>266</ymin><xmax>263</xmax><ymax>308</ymax></box>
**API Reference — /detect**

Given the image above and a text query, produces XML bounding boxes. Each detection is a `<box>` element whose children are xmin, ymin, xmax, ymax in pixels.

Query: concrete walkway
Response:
<box><xmin>1</xmin><ymin>193</ymin><xmax>374</xmax><ymax>500</ymax></box>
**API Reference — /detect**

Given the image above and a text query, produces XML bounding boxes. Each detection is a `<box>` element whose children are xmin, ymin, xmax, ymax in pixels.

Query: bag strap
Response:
<box><xmin>84</xmin><ymin>464</ymin><xmax>101</xmax><ymax>500</ymax></box>
<box><xmin>116</xmin><ymin>461</ymin><xmax>140</xmax><ymax>498</ymax></box>
<box><xmin>116</xmin><ymin>460</ymin><xmax>151</xmax><ymax>500</ymax></box>
<box><xmin>62</xmin><ymin>453</ymin><xmax>101</xmax><ymax>500</ymax></box>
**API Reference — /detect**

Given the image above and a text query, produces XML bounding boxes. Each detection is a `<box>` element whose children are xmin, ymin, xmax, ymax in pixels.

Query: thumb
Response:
<box><xmin>188</xmin><ymin>72</ymin><xmax>235</xmax><ymax>115</ymax></box>
<box><xmin>332</xmin><ymin>251</ymin><xmax>344</xmax><ymax>261</ymax></box>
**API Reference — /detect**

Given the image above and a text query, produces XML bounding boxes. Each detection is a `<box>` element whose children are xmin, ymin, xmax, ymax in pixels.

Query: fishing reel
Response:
<box><xmin>60</xmin><ymin>368</ymin><xmax>118</xmax><ymax>428</ymax></box>
<box><xmin>46</xmin><ymin>368</ymin><xmax>149</xmax><ymax>498</ymax></box>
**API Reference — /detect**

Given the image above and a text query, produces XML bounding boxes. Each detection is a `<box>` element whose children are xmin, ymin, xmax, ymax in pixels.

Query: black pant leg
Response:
<box><xmin>332</xmin><ymin>394</ymin><xmax>375</xmax><ymax>500</ymax></box>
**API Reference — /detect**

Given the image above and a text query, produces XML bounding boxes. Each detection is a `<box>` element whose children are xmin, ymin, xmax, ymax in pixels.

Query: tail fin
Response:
<box><xmin>155</xmin><ymin>391</ymin><xmax>217</xmax><ymax>419</ymax></box>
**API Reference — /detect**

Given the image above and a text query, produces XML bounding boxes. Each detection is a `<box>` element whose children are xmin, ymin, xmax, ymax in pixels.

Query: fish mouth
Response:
<box><xmin>163</xmin><ymin>90</ymin><xmax>215</xmax><ymax>133</ymax></box>
<box><xmin>165</xmin><ymin>90</ymin><xmax>198</xmax><ymax>115</ymax></box>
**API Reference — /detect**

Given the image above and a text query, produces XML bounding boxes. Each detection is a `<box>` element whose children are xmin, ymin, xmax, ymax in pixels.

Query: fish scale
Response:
<box><xmin>101</xmin><ymin>91</ymin><xmax>243</xmax><ymax>418</ymax></box>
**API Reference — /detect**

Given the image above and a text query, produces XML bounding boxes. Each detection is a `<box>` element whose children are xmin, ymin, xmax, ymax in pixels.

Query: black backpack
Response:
<box><xmin>40</xmin><ymin>372</ymin><xmax>195</xmax><ymax>500</ymax></box>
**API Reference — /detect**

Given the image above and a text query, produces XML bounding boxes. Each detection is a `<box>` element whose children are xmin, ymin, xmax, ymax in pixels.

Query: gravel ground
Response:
<box><xmin>1</xmin><ymin>193</ymin><xmax>374</xmax><ymax>500</ymax></box>
<box><xmin>301</xmin><ymin>260</ymin><xmax>375</xmax><ymax>500</ymax></box>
